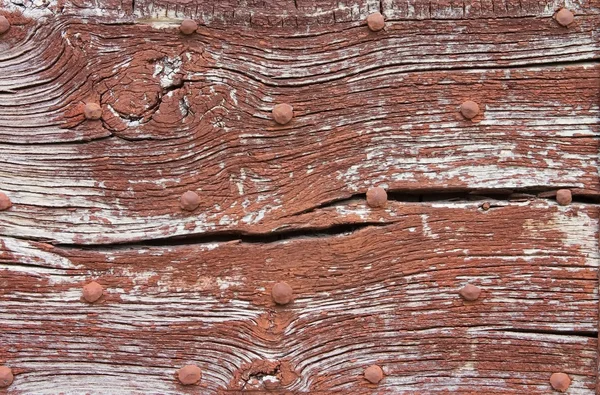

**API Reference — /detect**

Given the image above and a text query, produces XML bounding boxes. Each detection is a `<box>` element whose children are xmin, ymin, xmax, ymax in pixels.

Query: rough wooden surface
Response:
<box><xmin>0</xmin><ymin>0</ymin><xmax>598</xmax><ymax>393</ymax></box>
<box><xmin>1</xmin><ymin>201</ymin><xmax>598</xmax><ymax>393</ymax></box>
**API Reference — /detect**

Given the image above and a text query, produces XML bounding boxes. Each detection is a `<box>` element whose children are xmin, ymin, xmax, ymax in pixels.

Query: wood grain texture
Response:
<box><xmin>0</xmin><ymin>0</ymin><xmax>598</xmax><ymax>393</ymax></box>
<box><xmin>0</xmin><ymin>11</ymin><xmax>598</xmax><ymax>244</ymax></box>
<box><xmin>0</xmin><ymin>201</ymin><xmax>598</xmax><ymax>393</ymax></box>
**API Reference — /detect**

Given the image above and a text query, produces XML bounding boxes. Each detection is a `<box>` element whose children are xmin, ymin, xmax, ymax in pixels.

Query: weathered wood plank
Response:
<box><xmin>0</xmin><ymin>201</ymin><xmax>597</xmax><ymax>393</ymax></box>
<box><xmin>17</xmin><ymin>0</ymin><xmax>598</xmax><ymax>24</ymax></box>
<box><xmin>0</xmin><ymin>12</ymin><xmax>597</xmax><ymax>244</ymax></box>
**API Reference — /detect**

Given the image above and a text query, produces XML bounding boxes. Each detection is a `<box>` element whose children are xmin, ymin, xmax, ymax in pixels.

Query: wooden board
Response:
<box><xmin>0</xmin><ymin>0</ymin><xmax>598</xmax><ymax>393</ymax></box>
<box><xmin>1</xmin><ymin>201</ymin><xmax>598</xmax><ymax>393</ymax></box>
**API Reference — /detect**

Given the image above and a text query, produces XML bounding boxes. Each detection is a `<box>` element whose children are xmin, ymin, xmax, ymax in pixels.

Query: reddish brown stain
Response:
<box><xmin>272</xmin><ymin>103</ymin><xmax>293</xmax><ymax>125</ymax></box>
<box><xmin>180</xmin><ymin>191</ymin><xmax>200</xmax><ymax>211</ymax></box>
<box><xmin>460</xmin><ymin>100</ymin><xmax>480</xmax><ymax>120</ymax></box>
<box><xmin>366</xmin><ymin>187</ymin><xmax>387</xmax><ymax>208</ymax></box>
<box><xmin>180</xmin><ymin>19</ymin><xmax>198</xmax><ymax>35</ymax></box>
<box><xmin>556</xmin><ymin>189</ymin><xmax>572</xmax><ymax>206</ymax></box>
<box><xmin>84</xmin><ymin>103</ymin><xmax>102</xmax><ymax>120</ymax></box>
<box><xmin>549</xmin><ymin>372</ymin><xmax>571</xmax><ymax>392</ymax></box>
<box><xmin>364</xmin><ymin>364</ymin><xmax>384</xmax><ymax>384</ymax></box>
<box><xmin>271</xmin><ymin>282</ymin><xmax>293</xmax><ymax>305</ymax></box>
<box><xmin>459</xmin><ymin>284</ymin><xmax>481</xmax><ymax>301</ymax></box>
<box><xmin>0</xmin><ymin>192</ymin><xmax>11</xmax><ymax>211</ymax></box>
<box><xmin>366</xmin><ymin>12</ymin><xmax>385</xmax><ymax>32</ymax></box>
<box><xmin>555</xmin><ymin>9</ymin><xmax>574</xmax><ymax>27</ymax></box>
<box><xmin>0</xmin><ymin>16</ymin><xmax>9</xmax><ymax>35</ymax></box>
<box><xmin>177</xmin><ymin>364</ymin><xmax>202</xmax><ymax>385</ymax></box>
<box><xmin>0</xmin><ymin>366</ymin><xmax>13</xmax><ymax>388</ymax></box>
<box><xmin>82</xmin><ymin>281</ymin><xmax>103</xmax><ymax>303</ymax></box>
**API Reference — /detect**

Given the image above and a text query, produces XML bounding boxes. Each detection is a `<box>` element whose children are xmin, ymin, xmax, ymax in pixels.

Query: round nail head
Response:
<box><xmin>178</xmin><ymin>364</ymin><xmax>202</xmax><ymax>385</ymax></box>
<box><xmin>180</xmin><ymin>191</ymin><xmax>200</xmax><ymax>211</ymax></box>
<box><xmin>555</xmin><ymin>9</ymin><xmax>574</xmax><ymax>27</ymax></box>
<box><xmin>0</xmin><ymin>192</ymin><xmax>12</xmax><ymax>211</ymax></box>
<box><xmin>366</xmin><ymin>186</ymin><xmax>387</xmax><ymax>208</ymax></box>
<box><xmin>0</xmin><ymin>366</ymin><xmax>13</xmax><ymax>388</ymax></box>
<box><xmin>366</xmin><ymin>12</ymin><xmax>385</xmax><ymax>32</ymax></box>
<box><xmin>364</xmin><ymin>365</ymin><xmax>384</xmax><ymax>384</ymax></box>
<box><xmin>272</xmin><ymin>103</ymin><xmax>294</xmax><ymax>125</ymax></box>
<box><xmin>83</xmin><ymin>281</ymin><xmax>103</xmax><ymax>303</ymax></box>
<box><xmin>556</xmin><ymin>189</ymin><xmax>572</xmax><ymax>206</ymax></box>
<box><xmin>84</xmin><ymin>103</ymin><xmax>102</xmax><ymax>120</ymax></box>
<box><xmin>180</xmin><ymin>19</ymin><xmax>198</xmax><ymax>35</ymax></box>
<box><xmin>549</xmin><ymin>372</ymin><xmax>571</xmax><ymax>392</ymax></box>
<box><xmin>460</xmin><ymin>101</ymin><xmax>480</xmax><ymax>119</ymax></box>
<box><xmin>481</xmin><ymin>202</ymin><xmax>490</xmax><ymax>211</ymax></box>
<box><xmin>459</xmin><ymin>284</ymin><xmax>481</xmax><ymax>301</ymax></box>
<box><xmin>271</xmin><ymin>282</ymin><xmax>293</xmax><ymax>305</ymax></box>
<box><xmin>0</xmin><ymin>16</ymin><xmax>10</xmax><ymax>35</ymax></box>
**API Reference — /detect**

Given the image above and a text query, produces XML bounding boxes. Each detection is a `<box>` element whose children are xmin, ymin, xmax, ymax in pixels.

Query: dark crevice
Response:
<box><xmin>52</xmin><ymin>222</ymin><xmax>390</xmax><ymax>250</ymax></box>
<box><xmin>493</xmin><ymin>328</ymin><xmax>598</xmax><ymax>339</ymax></box>
<box><xmin>286</xmin><ymin>185</ymin><xmax>600</xmax><ymax>218</ymax></box>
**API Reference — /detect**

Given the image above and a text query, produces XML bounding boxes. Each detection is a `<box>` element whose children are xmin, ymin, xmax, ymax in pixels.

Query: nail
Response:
<box><xmin>366</xmin><ymin>186</ymin><xmax>387</xmax><ymax>208</ymax></box>
<box><xmin>82</xmin><ymin>281</ymin><xmax>103</xmax><ymax>303</ymax></box>
<box><xmin>0</xmin><ymin>366</ymin><xmax>13</xmax><ymax>388</ymax></box>
<box><xmin>366</xmin><ymin>12</ymin><xmax>385</xmax><ymax>32</ymax></box>
<box><xmin>84</xmin><ymin>103</ymin><xmax>102</xmax><ymax>120</ymax></box>
<box><xmin>459</xmin><ymin>283</ymin><xmax>481</xmax><ymax>301</ymax></box>
<box><xmin>271</xmin><ymin>282</ymin><xmax>293</xmax><ymax>305</ymax></box>
<box><xmin>0</xmin><ymin>16</ymin><xmax>10</xmax><ymax>35</ymax></box>
<box><xmin>555</xmin><ymin>9</ymin><xmax>574</xmax><ymax>27</ymax></box>
<box><xmin>549</xmin><ymin>372</ymin><xmax>571</xmax><ymax>392</ymax></box>
<box><xmin>481</xmin><ymin>202</ymin><xmax>490</xmax><ymax>211</ymax></box>
<box><xmin>460</xmin><ymin>101</ymin><xmax>480</xmax><ymax>120</ymax></box>
<box><xmin>0</xmin><ymin>192</ymin><xmax>12</xmax><ymax>211</ymax></box>
<box><xmin>272</xmin><ymin>103</ymin><xmax>293</xmax><ymax>125</ymax></box>
<box><xmin>180</xmin><ymin>191</ymin><xmax>200</xmax><ymax>211</ymax></box>
<box><xmin>555</xmin><ymin>189</ymin><xmax>572</xmax><ymax>206</ymax></box>
<box><xmin>364</xmin><ymin>364</ymin><xmax>384</xmax><ymax>384</ymax></box>
<box><xmin>180</xmin><ymin>19</ymin><xmax>198</xmax><ymax>35</ymax></box>
<box><xmin>178</xmin><ymin>364</ymin><xmax>202</xmax><ymax>385</ymax></box>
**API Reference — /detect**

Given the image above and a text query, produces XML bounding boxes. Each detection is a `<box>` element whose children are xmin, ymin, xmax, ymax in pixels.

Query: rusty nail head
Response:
<box><xmin>481</xmin><ymin>202</ymin><xmax>490</xmax><ymax>211</ymax></box>
<box><xmin>555</xmin><ymin>9</ymin><xmax>574</xmax><ymax>27</ymax></box>
<box><xmin>84</xmin><ymin>103</ymin><xmax>102</xmax><ymax>120</ymax></box>
<box><xmin>0</xmin><ymin>366</ymin><xmax>13</xmax><ymax>388</ymax></box>
<box><xmin>180</xmin><ymin>19</ymin><xmax>198</xmax><ymax>35</ymax></box>
<box><xmin>272</xmin><ymin>103</ymin><xmax>294</xmax><ymax>125</ymax></box>
<box><xmin>460</xmin><ymin>101</ymin><xmax>480</xmax><ymax>120</ymax></box>
<box><xmin>366</xmin><ymin>12</ymin><xmax>385</xmax><ymax>32</ymax></box>
<box><xmin>555</xmin><ymin>189</ymin><xmax>572</xmax><ymax>206</ymax></box>
<box><xmin>0</xmin><ymin>16</ymin><xmax>10</xmax><ymax>35</ymax></box>
<box><xmin>178</xmin><ymin>364</ymin><xmax>202</xmax><ymax>385</ymax></box>
<box><xmin>364</xmin><ymin>365</ymin><xmax>384</xmax><ymax>384</ymax></box>
<box><xmin>459</xmin><ymin>284</ymin><xmax>481</xmax><ymax>301</ymax></box>
<box><xmin>180</xmin><ymin>191</ymin><xmax>200</xmax><ymax>211</ymax></box>
<box><xmin>549</xmin><ymin>372</ymin><xmax>571</xmax><ymax>392</ymax></box>
<box><xmin>271</xmin><ymin>282</ymin><xmax>293</xmax><ymax>305</ymax></box>
<box><xmin>83</xmin><ymin>281</ymin><xmax>103</xmax><ymax>303</ymax></box>
<box><xmin>366</xmin><ymin>186</ymin><xmax>387</xmax><ymax>208</ymax></box>
<box><xmin>0</xmin><ymin>192</ymin><xmax>12</xmax><ymax>211</ymax></box>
